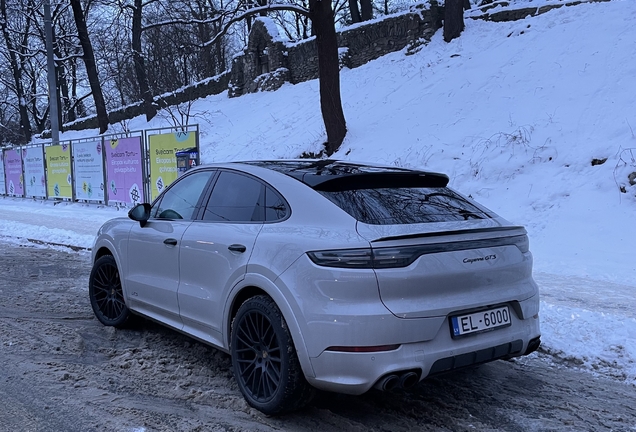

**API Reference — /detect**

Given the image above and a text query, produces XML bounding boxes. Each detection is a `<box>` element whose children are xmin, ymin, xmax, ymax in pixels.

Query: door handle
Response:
<box><xmin>163</xmin><ymin>238</ymin><xmax>178</xmax><ymax>246</ymax></box>
<box><xmin>228</xmin><ymin>244</ymin><xmax>247</xmax><ymax>253</ymax></box>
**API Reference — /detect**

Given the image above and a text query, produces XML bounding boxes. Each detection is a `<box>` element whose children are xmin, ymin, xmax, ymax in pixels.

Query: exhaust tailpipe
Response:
<box><xmin>373</xmin><ymin>374</ymin><xmax>399</xmax><ymax>391</ymax></box>
<box><xmin>399</xmin><ymin>372</ymin><xmax>419</xmax><ymax>389</ymax></box>
<box><xmin>524</xmin><ymin>336</ymin><xmax>541</xmax><ymax>355</ymax></box>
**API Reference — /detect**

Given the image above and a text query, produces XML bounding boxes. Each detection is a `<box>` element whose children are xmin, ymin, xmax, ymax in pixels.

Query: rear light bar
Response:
<box><xmin>307</xmin><ymin>235</ymin><xmax>530</xmax><ymax>269</ymax></box>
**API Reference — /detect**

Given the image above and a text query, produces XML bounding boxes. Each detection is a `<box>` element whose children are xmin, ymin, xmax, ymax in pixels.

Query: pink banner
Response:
<box><xmin>104</xmin><ymin>137</ymin><xmax>144</xmax><ymax>205</ymax></box>
<box><xmin>3</xmin><ymin>148</ymin><xmax>23</xmax><ymax>196</ymax></box>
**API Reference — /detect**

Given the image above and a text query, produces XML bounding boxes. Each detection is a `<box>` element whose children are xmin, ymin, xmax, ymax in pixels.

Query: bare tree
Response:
<box><xmin>48</xmin><ymin>3</ymin><xmax>89</xmax><ymax>124</ymax></box>
<box><xmin>188</xmin><ymin>0</ymin><xmax>229</xmax><ymax>79</ymax></box>
<box><xmin>112</xmin><ymin>0</ymin><xmax>347</xmax><ymax>152</ymax></box>
<box><xmin>70</xmin><ymin>0</ymin><xmax>110</xmax><ymax>133</ymax></box>
<box><xmin>359</xmin><ymin>0</ymin><xmax>372</xmax><ymax>20</ymax></box>
<box><xmin>28</xmin><ymin>2</ymin><xmax>79</xmax><ymax>127</ymax></box>
<box><xmin>348</xmin><ymin>0</ymin><xmax>361</xmax><ymax>23</ymax></box>
<box><xmin>0</xmin><ymin>0</ymin><xmax>360</xmax><ymax>149</ymax></box>
<box><xmin>130</xmin><ymin>0</ymin><xmax>157</xmax><ymax>120</ymax></box>
<box><xmin>141</xmin><ymin>3</ymin><xmax>230</xmax><ymax>94</ymax></box>
<box><xmin>107</xmin><ymin>0</ymin><xmax>233</xmax><ymax>120</ymax></box>
<box><xmin>200</xmin><ymin>1</ymin><xmax>347</xmax><ymax>154</ymax></box>
<box><xmin>309</xmin><ymin>0</ymin><xmax>346</xmax><ymax>153</ymax></box>
<box><xmin>348</xmin><ymin>0</ymin><xmax>371</xmax><ymax>23</ymax></box>
<box><xmin>0</xmin><ymin>0</ymin><xmax>33</xmax><ymax>142</ymax></box>
<box><xmin>0</xmin><ymin>84</ymin><xmax>26</xmax><ymax>145</ymax></box>
<box><xmin>90</xmin><ymin>7</ymin><xmax>138</xmax><ymax>108</ymax></box>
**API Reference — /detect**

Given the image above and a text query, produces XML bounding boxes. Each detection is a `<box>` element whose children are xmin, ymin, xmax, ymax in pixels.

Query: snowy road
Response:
<box><xmin>1</xmin><ymin>243</ymin><xmax>634</xmax><ymax>431</ymax></box>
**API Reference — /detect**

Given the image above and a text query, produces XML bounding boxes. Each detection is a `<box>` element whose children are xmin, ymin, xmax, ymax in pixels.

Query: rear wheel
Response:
<box><xmin>89</xmin><ymin>255</ymin><xmax>132</xmax><ymax>328</ymax></box>
<box><xmin>231</xmin><ymin>295</ymin><xmax>314</xmax><ymax>415</ymax></box>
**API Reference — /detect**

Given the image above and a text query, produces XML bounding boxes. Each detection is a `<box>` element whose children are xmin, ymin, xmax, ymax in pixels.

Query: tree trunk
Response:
<box><xmin>51</xmin><ymin>30</ymin><xmax>69</xmax><ymax>126</ymax></box>
<box><xmin>348</xmin><ymin>0</ymin><xmax>361</xmax><ymax>24</ymax></box>
<box><xmin>443</xmin><ymin>0</ymin><xmax>465</xmax><ymax>42</ymax></box>
<box><xmin>360</xmin><ymin>0</ymin><xmax>373</xmax><ymax>21</ymax></box>
<box><xmin>70</xmin><ymin>0</ymin><xmax>109</xmax><ymax>134</ymax></box>
<box><xmin>0</xmin><ymin>0</ymin><xmax>31</xmax><ymax>143</ymax></box>
<box><xmin>132</xmin><ymin>0</ymin><xmax>156</xmax><ymax>121</ymax></box>
<box><xmin>310</xmin><ymin>0</ymin><xmax>347</xmax><ymax>156</ymax></box>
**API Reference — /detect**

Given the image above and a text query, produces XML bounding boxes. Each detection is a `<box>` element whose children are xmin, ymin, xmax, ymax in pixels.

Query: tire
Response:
<box><xmin>89</xmin><ymin>255</ymin><xmax>132</xmax><ymax>328</ymax></box>
<box><xmin>231</xmin><ymin>295</ymin><xmax>314</xmax><ymax>415</ymax></box>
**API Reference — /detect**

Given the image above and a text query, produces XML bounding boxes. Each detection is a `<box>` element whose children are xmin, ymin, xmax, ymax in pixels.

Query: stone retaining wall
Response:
<box><xmin>232</xmin><ymin>4</ymin><xmax>442</xmax><ymax>91</ymax></box>
<box><xmin>470</xmin><ymin>0</ymin><xmax>609</xmax><ymax>22</ymax></box>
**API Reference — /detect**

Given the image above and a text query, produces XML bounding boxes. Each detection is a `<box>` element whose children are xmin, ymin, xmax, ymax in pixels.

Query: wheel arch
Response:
<box><xmin>224</xmin><ymin>276</ymin><xmax>316</xmax><ymax>379</ymax></box>
<box><xmin>228</xmin><ymin>286</ymin><xmax>268</xmax><ymax>331</ymax></box>
<box><xmin>93</xmin><ymin>246</ymin><xmax>113</xmax><ymax>262</ymax></box>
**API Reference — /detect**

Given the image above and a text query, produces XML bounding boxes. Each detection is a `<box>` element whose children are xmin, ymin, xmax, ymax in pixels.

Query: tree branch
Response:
<box><xmin>142</xmin><ymin>16</ymin><xmax>226</xmax><ymax>32</ymax></box>
<box><xmin>201</xmin><ymin>4</ymin><xmax>310</xmax><ymax>48</ymax></box>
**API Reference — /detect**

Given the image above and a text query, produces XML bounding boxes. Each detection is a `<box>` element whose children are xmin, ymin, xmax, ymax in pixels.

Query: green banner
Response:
<box><xmin>45</xmin><ymin>144</ymin><xmax>73</xmax><ymax>199</ymax></box>
<box><xmin>148</xmin><ymin>132</ymin><xmax>196</xmax><ymax>200</ymax></box>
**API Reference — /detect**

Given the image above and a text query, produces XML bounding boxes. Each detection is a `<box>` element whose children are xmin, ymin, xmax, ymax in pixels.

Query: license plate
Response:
<box><xmin>451</xmin><ymin>306</ymin><xmax>511</xmax><ymax>337</ymax></box>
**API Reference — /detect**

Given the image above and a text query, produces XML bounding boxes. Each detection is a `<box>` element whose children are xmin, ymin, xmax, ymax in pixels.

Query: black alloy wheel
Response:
<box><xmin>231</xmin><ymin>295</ymin><xmax>314</xmax><ymax>415</ymax></box>
<box><xmin>89</xmin><ymin>255</ymin><xmax>132</xmax><ymax>327</ymax></box>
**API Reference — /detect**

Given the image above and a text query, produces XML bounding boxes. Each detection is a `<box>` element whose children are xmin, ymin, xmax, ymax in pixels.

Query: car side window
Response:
<box><xmin>152</xmin><ymin>171</ymin><xmax>213</xmax><ymax>220</ymax></box>
<box><xmin>265</xmin><ymin>186</ymin><xmax>289</xmax><ymax>222</ymax></box>
<box><xmin>202</xmin><ymin>171</ymin><xmax>265</xmax><ymax>222</ymax></box>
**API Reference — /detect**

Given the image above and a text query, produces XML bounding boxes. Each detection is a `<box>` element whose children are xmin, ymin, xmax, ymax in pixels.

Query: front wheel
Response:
<box><xmin>89</xmin><ymin>255</ymin><xmax>132</xmax><ymax>328</ymax></box>
<box><xmin>231</xmin><ymin>295</ymin><xmax>314</xmax><ymax>415</ymax></box>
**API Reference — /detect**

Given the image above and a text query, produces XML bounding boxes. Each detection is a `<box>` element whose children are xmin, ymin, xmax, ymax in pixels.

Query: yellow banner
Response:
<box><xmin>148</xmin><ymin>131</ymin><xmax>196</xmax><ymax>200</ymax></box>
<box><xmin>45</xmin><ymin>144</ymin><xmax>73</xmax><ymax>199</ymax></box>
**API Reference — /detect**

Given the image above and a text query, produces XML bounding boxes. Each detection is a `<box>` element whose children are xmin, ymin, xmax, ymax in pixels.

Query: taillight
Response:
<box><xmin>514</xmin><ymin>235</ymin><xmax>530</xmax><ymax>253</ymax></box>
<box><xmin>308</xmin><ymin>234</ymin><xmax>530</xmax><ymax>269</ymax></box>
<box><xmin>372</xmin><ymin>246</ymin><xmax>421</xmax><ymax>268</ymax></box>
<box><xmin>307</xmin><ymin>249</ymin><xmax>373</xmax><ymax>268</ymax></box>
<box><xmin>307</xmin><ymin>247</ymin><xmax>419</xmax><ymax>269</ymax></box>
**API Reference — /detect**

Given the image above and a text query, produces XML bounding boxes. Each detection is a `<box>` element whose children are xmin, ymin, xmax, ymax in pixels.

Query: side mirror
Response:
<box><xmin>128</xmin><ymin>203</ymin><xmax>152</xmax><ymax>227</ymax></box>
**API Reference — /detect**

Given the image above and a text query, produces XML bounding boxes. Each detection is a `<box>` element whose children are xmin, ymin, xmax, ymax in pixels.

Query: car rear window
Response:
<box><xmin>318</xmin><ymin>187</ymin><xmax>492</xmax><ymax>225</ymax></box>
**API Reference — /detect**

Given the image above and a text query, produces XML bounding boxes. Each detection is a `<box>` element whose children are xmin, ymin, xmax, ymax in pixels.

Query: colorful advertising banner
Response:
<box><xmin>104</xmin><ymin>137</ymin><xmax>144</xmax><ymax>205</ymax></box>
<box><xmin>23</xmin><ymin>145</ymin><xmax>46</xmax><ymax>198</ymax></box>
<box><xmin>3</xmin><ymin>148</ymin><xmax>23</xmax><ymax>197</ymax></box>
<box><xmin>0</xmin><ymin>150</ymin><xmax>6</xmax><ymax>195</ymax></box>
<box><xmin>45</xmin><ymin>144</ymin><xmax>73</xmax><ymax>199</ymax></box>
<box><xmin>148</xmin><ymin>131</ymin><xmax>196</xmax><ymax>200</ymax></box>
<box><xmin>73</xmin><ymin>141</ymin><xmax>104</xmax><ymax>201</ymax></box>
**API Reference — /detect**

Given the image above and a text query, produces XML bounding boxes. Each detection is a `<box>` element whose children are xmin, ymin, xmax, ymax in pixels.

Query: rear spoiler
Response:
<box><xmin>370</xmin><ymin>226</ymin><xmax>527</xmax><ymax>243</ymax></box>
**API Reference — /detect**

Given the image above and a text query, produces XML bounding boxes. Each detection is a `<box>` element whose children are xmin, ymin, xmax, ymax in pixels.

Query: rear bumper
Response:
<box><xmin>305</xmin><ymin>311</ymin><xmax>540</xmax><ymax>395</ymax></box>
<box><xmin>276</xmin><ymin>254</ymin><xmax>541</xmax><ymax>394</ymax></box>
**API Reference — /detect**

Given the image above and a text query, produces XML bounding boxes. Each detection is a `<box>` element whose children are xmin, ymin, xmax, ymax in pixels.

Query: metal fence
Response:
<box><xmin>0</xmin><ymin>125</ymin><xmax>199</xmax><ymax>207</ymax></box>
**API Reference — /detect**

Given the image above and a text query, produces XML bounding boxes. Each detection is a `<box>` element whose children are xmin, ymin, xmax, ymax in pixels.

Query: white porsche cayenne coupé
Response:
<box><xmin>89</xmin><ymin>159</ymin><xmax>541</xmax><ymax>415</ymax></box>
